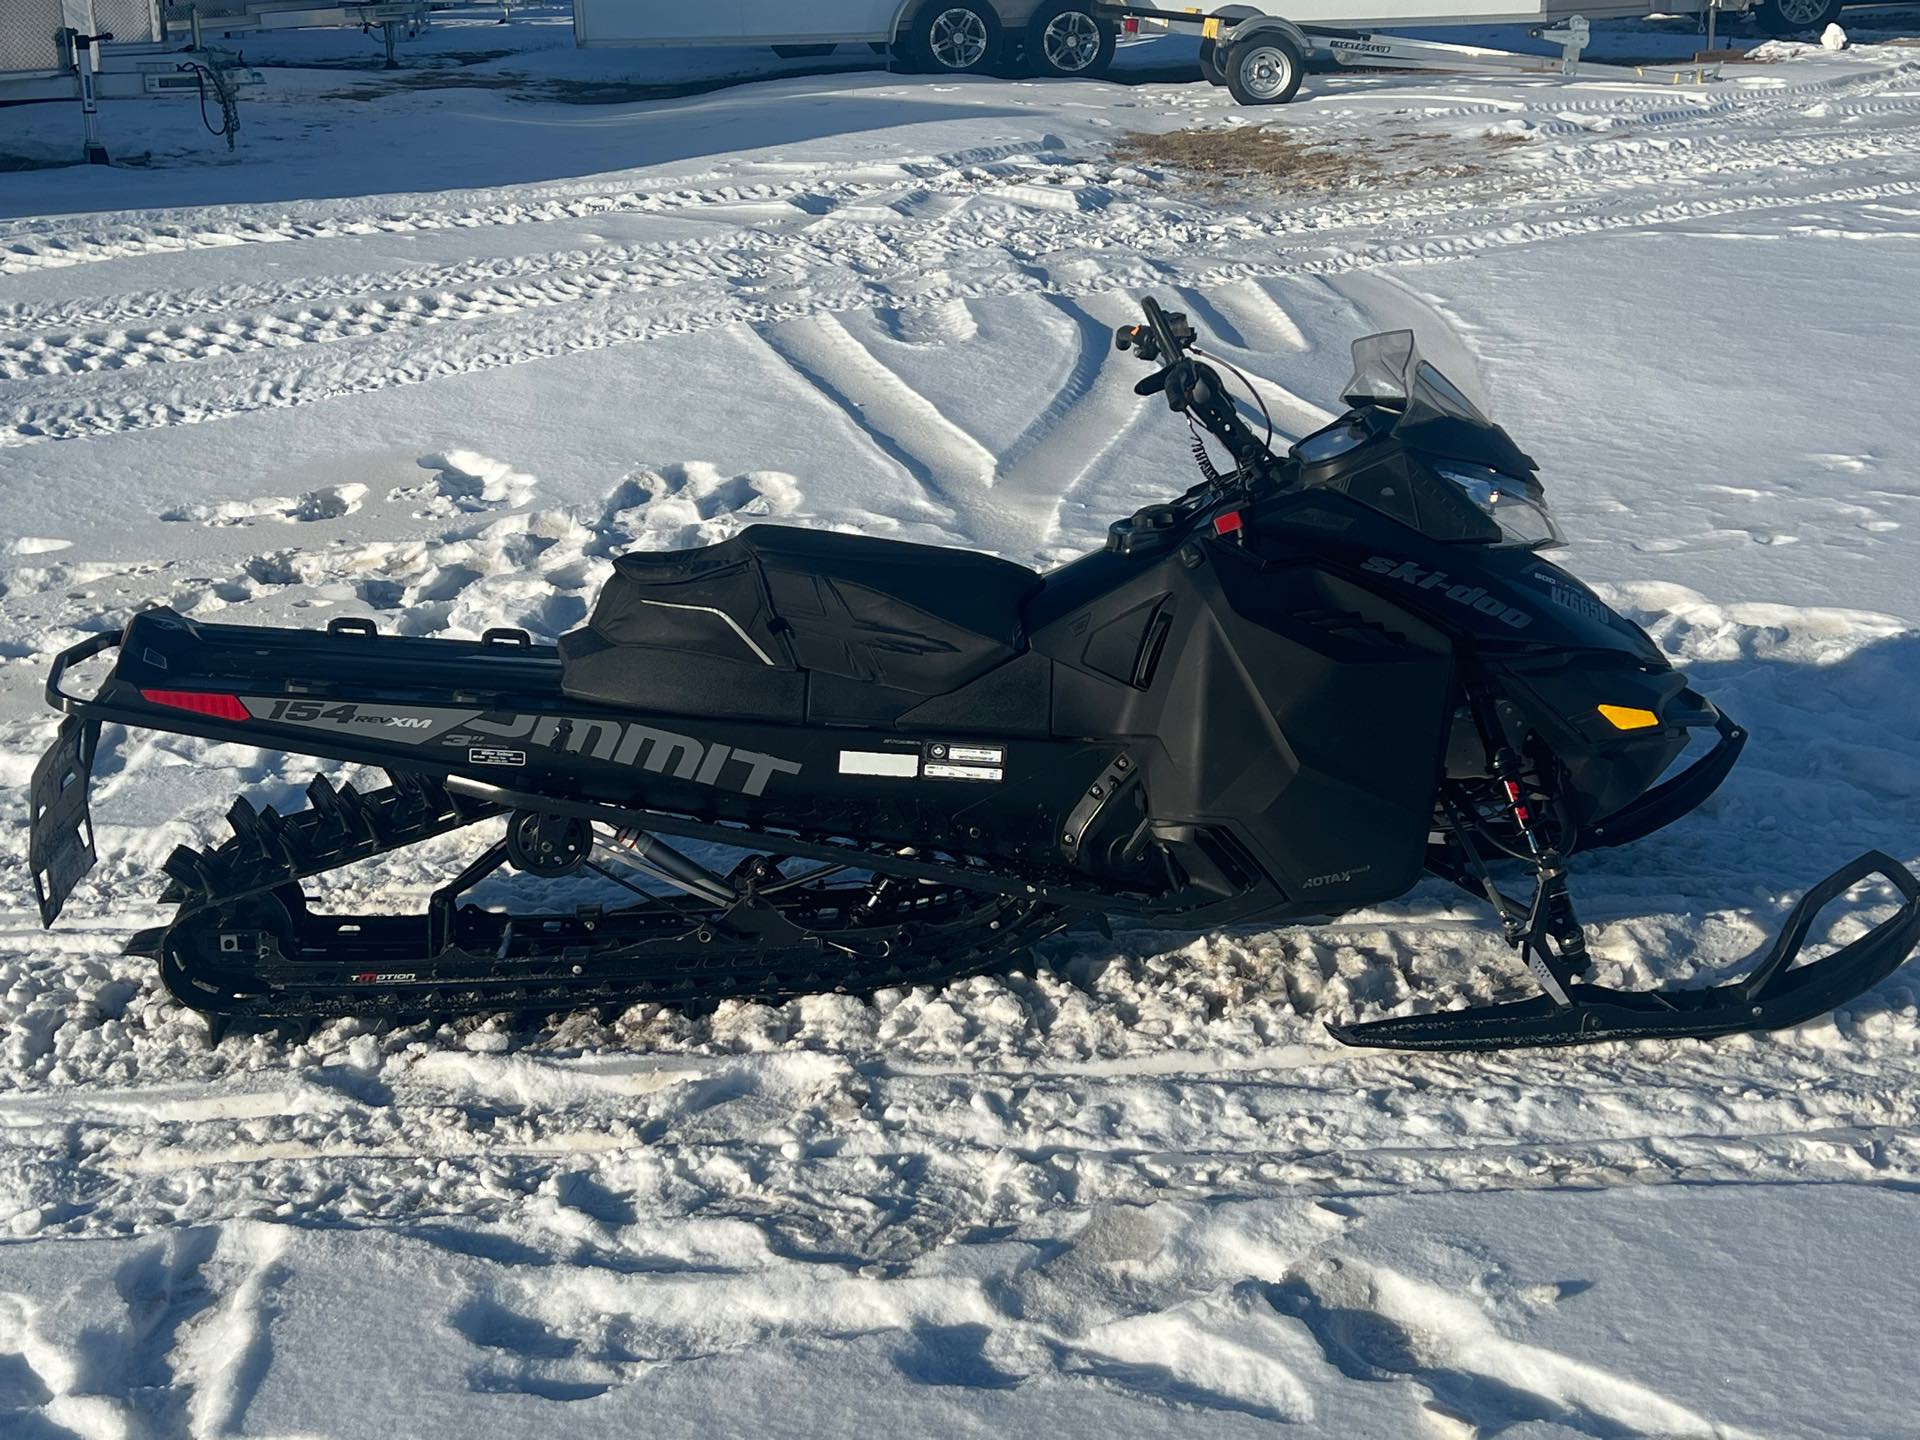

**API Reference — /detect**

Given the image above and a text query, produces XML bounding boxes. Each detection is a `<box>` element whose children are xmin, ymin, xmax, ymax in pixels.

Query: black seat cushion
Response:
<box><xmin>560</xmin><ymin>526</ymin><xmax>1043</xmax><ymax>723</ymax></box>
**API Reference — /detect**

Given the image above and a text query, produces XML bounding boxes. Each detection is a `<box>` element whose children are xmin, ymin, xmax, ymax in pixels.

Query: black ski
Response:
<box><xmin>1332</xmin><ymin>852</ymin><xmax>1920</xmax><ymax>1050</ymax></box>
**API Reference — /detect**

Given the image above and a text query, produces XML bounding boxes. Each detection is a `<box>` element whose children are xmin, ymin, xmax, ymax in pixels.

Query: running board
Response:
<box><xmin>1329</xmin><ymin>851</ymin><xmax>1920</xmax><ymax>1051</ymax></box>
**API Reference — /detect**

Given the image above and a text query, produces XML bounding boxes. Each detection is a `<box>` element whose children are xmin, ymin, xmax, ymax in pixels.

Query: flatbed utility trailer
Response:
<box><xmin>163</xmin><ymin>0</ymin><xmax>431</xmax><ymax>66</ymax></box>
<box><xmin>1107</xmin><ymin>0</ymin><xmax>1750</xmax><ymax>103</ymax></box>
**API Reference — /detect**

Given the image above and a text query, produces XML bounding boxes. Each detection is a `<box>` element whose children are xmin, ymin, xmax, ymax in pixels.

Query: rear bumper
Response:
<box><xmin>29</xmin><ymin>611</ymin><xmax>567</xmax><ymax>928</ymax></box>
<box><xmin>45</xmin><ymin>628</ymin><xmax>121</xmax><ymax>715</ymax></box>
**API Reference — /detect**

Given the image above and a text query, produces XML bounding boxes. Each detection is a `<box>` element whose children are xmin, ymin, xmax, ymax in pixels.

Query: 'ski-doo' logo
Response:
<box><xmin>468</xmin><ymin>714</ymin><xmax>802</xmax><ymax>797</ymax></box>
<box><xmin>1360</xmin><ymin>556</ymin><xmax>1532</xmax><ymax>630</ymax></box>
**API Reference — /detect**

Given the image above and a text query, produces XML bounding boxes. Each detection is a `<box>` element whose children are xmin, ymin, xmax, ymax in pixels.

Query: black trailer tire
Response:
<box><xmin>1752</xmin><ymin>0</ymin><xmax>1844</xmax><ymax>32</ymax></box>
<box><xmin>910</xmin><ymin>0</ymin><xmax>1001</xmax><ymax>73</ymax></box>
<box><xmin>1200</xmin><ymin>6</ymin><xmax>1256</xmax><ymax>86</ymax></box>
<box><xmin>1199</xmin><ymin>38</ymin><xmax>1228</xmax><ymax>85</ymax></box>
<box><xmin>772</xmin><ymin>44</ymin><xmax>837</xmax><ymax>57</ymax></box>
<box><xmin>1026</xmin><ymin>1</ymin><xmax>1116</xmax><ymax>78</ymax></box>
<box><xmin>1224</xmin><ymin>31</ymin><xmax>1304</xmax><ymax>105</ymax></box>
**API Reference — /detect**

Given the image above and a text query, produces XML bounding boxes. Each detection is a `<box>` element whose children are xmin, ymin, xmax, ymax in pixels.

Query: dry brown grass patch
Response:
<box><xmin>1110</xmin><ymin>124</ymin><xmax>1528</xmax><ymax>194</ymax></box>
<box><xmin>1111</xmin><ymin>125</ymin><xmax>1374</xmax><ymax>191</ymax></box>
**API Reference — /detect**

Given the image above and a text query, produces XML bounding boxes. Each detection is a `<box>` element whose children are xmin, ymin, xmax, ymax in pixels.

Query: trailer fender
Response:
<box><xmin>1200</xmin><ymin>5</ymin><xmax>1260</xmax><ymax>84</ymax></box>
<box><xmin>1218</xmin><ymin>14</ymin><xmax>1311</xmax><ymax>53</ymax></box>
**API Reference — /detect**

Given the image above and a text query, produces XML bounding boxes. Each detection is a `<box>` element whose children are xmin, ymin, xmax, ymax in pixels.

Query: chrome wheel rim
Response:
<box><xmin>1042</xmin><ymin>10</ymin><xmax>1101</xmax><ymax>71</ymax></box>
<box><xmin>1774</xmin><ymin>0</ymin><xmax>1827</xmax><ymax>23</ymax></box>
<box><xmin>1237</xmin><ymin>44</ymin><xmax>1295</xmax><ymax>100</ymax></box>
<box><xmin>928</xmin><ymin>8</ymin><xmax>990</xmax><ymax>68</ymax></box>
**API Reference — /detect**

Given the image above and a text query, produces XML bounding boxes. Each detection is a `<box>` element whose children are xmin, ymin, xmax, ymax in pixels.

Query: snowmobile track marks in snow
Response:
<box><xmin>0</xmin><ymin>138</ymin><xmax>1072</xmax><ymax>274</ymax></box>
<box><xmin>10</xmin><ymin>122</ymin><xmax>1920</xmax><ymax>449</ymax></box>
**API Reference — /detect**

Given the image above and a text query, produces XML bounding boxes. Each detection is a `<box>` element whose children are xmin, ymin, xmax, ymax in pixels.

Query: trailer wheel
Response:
<box><xmin>1224</xmin><ymin>32</ymin><xmax>1304</xmax><ymax>105</ymax></box>
<box><xmin>772</xmin><ymin>44</ymin><xmax>837</xmax><ymax>57</ymax></box>
<box><xmin>1026</xmin><ymin>1</ymin><xmax>1115</xmax><ymax>77</ymax></box>
<box><xmin>1752</xmin><ymin>0</ymin><xmax>1843</xmax><ymax>33</ymax></box>
<box><xmin>911</xmin><ymin>0</ymin><xmax>1000</xmax><ymax>73</ymax></box>
<box><xmin>1200</xmin><ymin>7</ymin><xmax>1256</xmax><ymax>86</ymax></box>
<box><xmin>1199</xmin><ymin>38</ymin><xmax>1227</xmax><ymax>85</ymax></box>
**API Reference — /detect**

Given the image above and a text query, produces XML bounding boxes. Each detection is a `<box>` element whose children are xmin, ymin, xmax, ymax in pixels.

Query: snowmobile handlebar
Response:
<box><xmin>1115</xmin><ymin>296</ymin><xmax>1196</xmax><ymax>368</ymax></box>
<box><xmin>1117</xmin><ymin>297</ymin><xmax>1282</xmax><ymax>493</ymax></box>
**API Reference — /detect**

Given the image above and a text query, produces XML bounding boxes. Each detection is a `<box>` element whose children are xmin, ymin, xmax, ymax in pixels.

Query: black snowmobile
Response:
<box><xmin>28</xmin><ymin>298</ymin><xmax>1920</xmax><ymax>1049</ymax></box>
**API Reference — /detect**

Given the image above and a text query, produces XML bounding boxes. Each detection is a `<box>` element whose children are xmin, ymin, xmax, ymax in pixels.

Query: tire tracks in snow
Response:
<box><xmin>0</xmin><ymin>136</ymin><xmax>1067</xmax><ymax>279</ymax></box>
<box><xmin>10</xmin><ymin>100</ymin><xmax>1920</xmax><ymax>351</ymax></box>
<box><xmin>5</xmin><ymin>100</ymin><xmax>1919</xmax><ymax>402</ymax></box>
<box><xmin>7</xmin><ymin>156</ymin><xmax>1920</xmax><ymax>450</ymax></box>
<box><xmin>6</xmin><ymin>1034</ymin><xmax>1917</xmax><ymax>1256</ymax></box>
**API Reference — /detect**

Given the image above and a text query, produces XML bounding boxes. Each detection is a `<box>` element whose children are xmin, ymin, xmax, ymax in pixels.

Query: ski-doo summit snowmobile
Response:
<box><xmin>28</xmin><ymin>298</ymin><xmax>1920</xmax><ymax>1050</ymax></box>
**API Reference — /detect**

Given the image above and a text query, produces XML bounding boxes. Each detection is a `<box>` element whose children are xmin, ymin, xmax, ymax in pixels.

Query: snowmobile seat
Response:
<box><xmin>559</xmin><ymin>526</ymin><xmax>1045</xmax><ymax>724</ymax></box>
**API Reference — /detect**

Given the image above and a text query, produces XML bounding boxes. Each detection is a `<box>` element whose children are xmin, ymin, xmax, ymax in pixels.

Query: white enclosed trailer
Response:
<box><xmin>572</xmin><ymin>0</ymin><xmax>1796</xmax><ymax>102</ymax></box>
<box><xmin>572</xmin><ymin>0</ymin><xmax>1126</xmax><ymax>79</ymax></box>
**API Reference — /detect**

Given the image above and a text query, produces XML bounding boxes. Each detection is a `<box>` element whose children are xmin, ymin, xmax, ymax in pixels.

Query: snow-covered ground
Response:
<box><xmin>4</xmin><ymin>7</ymin><xmax>1920</xmax><ymax>1435</ymax></box>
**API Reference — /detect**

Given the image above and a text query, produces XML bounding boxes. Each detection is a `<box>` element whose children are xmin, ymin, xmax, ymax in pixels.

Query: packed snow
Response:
<box><xmin>3</xmin><ymin>5</ymin><xmax>1920</xmax><ymax>1436</ymax></box>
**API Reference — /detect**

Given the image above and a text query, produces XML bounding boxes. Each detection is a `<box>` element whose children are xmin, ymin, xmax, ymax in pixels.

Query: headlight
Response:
<box><xmin>1433</xmin><ymin>462</ymin><xmax>1563</xmax><ymax>550</ymax></box>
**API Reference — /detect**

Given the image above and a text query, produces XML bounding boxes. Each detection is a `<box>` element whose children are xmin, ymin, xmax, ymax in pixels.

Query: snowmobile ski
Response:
<box><xmin>26</xmin><ymin>296</ymin><xmax>1920</xmax><ymax>1050</ymax></box>
<box><xmin>1331</xmin><ymin>851</ymin><xmax>1920</xmax><ymax>1051</ymax></box>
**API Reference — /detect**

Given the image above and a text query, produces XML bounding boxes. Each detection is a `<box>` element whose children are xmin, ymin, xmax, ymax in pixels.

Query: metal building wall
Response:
<box><xmin>0</xmin><ymin>0</ymin><xmax>74</xmax><ymax>75</ymax></box>
<box><xmin>90</xmin><ymin>0</ymin><xmax>162</xmax><ymax>43</ymax></box>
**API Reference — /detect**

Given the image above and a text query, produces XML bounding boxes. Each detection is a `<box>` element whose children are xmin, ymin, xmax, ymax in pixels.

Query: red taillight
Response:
<box><xmin>140</xmin><ymin>689</ymin><xmax>249</xmax><ymax>721</ymax></box>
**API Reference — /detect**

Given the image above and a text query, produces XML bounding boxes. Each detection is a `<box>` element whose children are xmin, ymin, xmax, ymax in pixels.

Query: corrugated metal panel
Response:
<box><xmin>0</xmin><ymin>0</ymin><xmax>74</xmax><ymax>75</ymax></box>
<box><xmin>89</xmin><ymin>0</ymin><xmax>160</xmax><ymax>43</ymax></box>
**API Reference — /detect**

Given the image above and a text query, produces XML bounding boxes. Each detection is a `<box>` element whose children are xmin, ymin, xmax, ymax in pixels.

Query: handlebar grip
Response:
<box><xmin>1141</xmin><ymin>296</ymin><xmax>1183</xmax><ymax>364</ymax></box>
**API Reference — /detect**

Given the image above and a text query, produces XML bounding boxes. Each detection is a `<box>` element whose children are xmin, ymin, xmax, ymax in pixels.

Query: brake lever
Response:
<box><xmin>1133</xmin><ymin>369</ymin><xmax>1168</xmax><ymax>397</ymax></box>
<box><xmin>1116</xmin><ymin>324</ymin><xmax>1160</xmax><ymax>364</ymax></box>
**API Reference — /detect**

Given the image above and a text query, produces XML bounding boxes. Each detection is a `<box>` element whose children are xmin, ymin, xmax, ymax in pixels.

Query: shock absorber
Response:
<box><xmin>860</xmin><ymin>876</ymin><xmax>898</xmax><ymax>916</ymax></box>
<box><xmin>1465</xmin><ymin>686</ymin><xmax>1591</xmax><ymax>1002</ymax></box>
<box><xmin>1489</xmin><ymin>743</ymin><xmax>1591</xmax><ymax>988</ymax></box>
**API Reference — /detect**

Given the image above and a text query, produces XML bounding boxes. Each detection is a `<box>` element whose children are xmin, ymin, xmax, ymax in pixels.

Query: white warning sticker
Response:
<box><xmin>839</xmin><ymin>750</ymin><xmax>920</xmax><ymax>778</ymax></box>
<box><xmin>945</xmin><ymin>744</ymin><xmax>1005</xmax><ymax>765</ymax></box>
<box><xmin>925</xmin><ymin>763</ymin><xmax>1002</xmax><ymax>782</ymax></box>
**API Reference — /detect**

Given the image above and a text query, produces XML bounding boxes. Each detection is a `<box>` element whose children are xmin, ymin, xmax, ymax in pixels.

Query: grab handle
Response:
<box><xmin>45</xmin><ymin>631</ymin><xmax>120</xmax><ymax>714</ymax></box>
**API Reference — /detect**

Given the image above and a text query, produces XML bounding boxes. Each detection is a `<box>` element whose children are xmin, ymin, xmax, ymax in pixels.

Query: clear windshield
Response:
<box><xmin>1341</xmin><ymin>330</ymin><xmax>1494</xmax><ymax>430</ymax></box>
